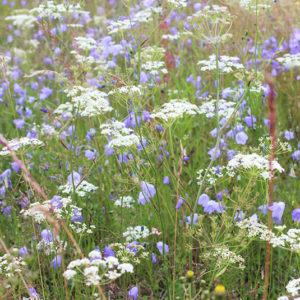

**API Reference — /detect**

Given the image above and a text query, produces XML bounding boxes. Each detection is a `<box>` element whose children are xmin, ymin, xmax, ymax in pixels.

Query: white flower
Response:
<box><xmin>286</xmin><ymin>278</ymin><xmax>300</xmax><ymax>297</ymax></box>
<box><xmin>122</xmin><ymin>226</ymin><xmax>151</xmax><ymax>242</ymax></box>
<box><xmin>0</xmin><ymin>137</ymin><xmax>43</xmax><ymax>156</ymax></box>
<box><xmin>105</xmin><ymin>256</ymin><xmax>119</xmax><ymax>268</ymax></box>
<box><xmin>63</xmin><ymin>269</ymin><xmax>77</xmax><ymax>280</ymax></box>
<box><xmin>166</xmin><ymin>0</ymin><xmax>187</xmax><ymax>8</ymax></box>
<box><xmin>105</xmin><ymin>270</ymin><xmax>121</xmax><ymax>280</ymax></box>
<box><xmin>5</xmin><ymin>14</ymin><xmax>36</xmax><ymax>29</ymax></box>
<box><xmin>277</xmin><ymin>53</ymin><xmax>300</xmax><ymax>69</ymax></box>
<box><xmin>114</xmin><ymin>196</ymin><xmax>135</xmax><ymax>208</ymax></box>
<box><xmin>59</xmin><ymin>180</ymin><xmax>98</xmax><ymax>197</ymax></box>
<box><xmin>198</xmin><ymin>55</ymin><xmax>244</xmax><ymax>73</ymax></box>
<box><xmin>118</xmin><ymin>263</ymin><xmax>134</xmax><ymax>274</ymax></box>
<box><xmin>151</xmin><ymin>99</ymin><xmax>200</xmax><ymax>122</ymax></box>
<box><xmin>74</xmin><ymin>36</ymin><xmax>97</xmax><ymax>51</ymax></box>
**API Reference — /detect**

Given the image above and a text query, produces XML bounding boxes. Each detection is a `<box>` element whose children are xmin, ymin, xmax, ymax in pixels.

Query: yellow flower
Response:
<box><xmin>186</xmin><ymin>270</ymin><xmax>194</xmax><ymax>279</ymax></box>
<box><xmin>215</xmin><ymin>284</ymin><xmax>226</xmax><ymax>295</ymax></box>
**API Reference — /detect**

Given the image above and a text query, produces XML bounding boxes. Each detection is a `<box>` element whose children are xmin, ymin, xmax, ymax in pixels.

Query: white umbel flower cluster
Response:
<box><xmin>108</xmin><ymin>85</ymin><xmax>142</xmax><ymax>97</ymax></box>
<box><xmin>100</xmin><ymin>120</ymin><xmax>141</xmax><ymax>149</ymax></box>
<box><xmin>0</xmin><ymin>137</ymin><xmax>43</xmax><ymax>156</ymax></box>
<box><xmin>59</xmin><ymin>180</ymin><xmax>98</xmax><ymax>197</ymax></box>
<box><xmin>205</xmin><ymin>246</ymin><xmax>245</xmax><ymax>269</ymax></box>
<box><xmin>30</xmin><ymin>1</ymin><xmax>88</xmax><ymax>19</ymax></box>
<box><xmin>5</xmin><ymin>14</ymin><xmax>36</xmax><ymax>29</ymax></box>
<box><xmin>151</xmin><ymin>99</ymin><xmax>200</xmax><ymax>122</ymax></box>
<box><xmin>228</xmin><ymin>153</ymin><xmax>284</xmax><ymax>180</ymax></box>
<box><xmin>122</xmin><ymin>226</ymin><xmax>151</xmax><ymax>242</ymax></box>
<box><xmin>74</xmin><ymin>36</ymin><xmax>97</xmax><ymax>51</ymax></box>
<box><xmin>63</xmin><ymin>86</ymin><xmax>112</xmax><ymax>117</ymax></box>
<box><xmin>166</xmin><ymin>0</ymin><xmax>187</xmax><ymax>8</ymax></box>
<box><xmin>0</xmin><ymin>254</ymin><xmax>26</xmax><ymax>278</ymax></box>
<box><xmin>198</xmin><ymin>98</ymin><xmax>236</xmax><ymax>119</ymax></box>
<box><xmin>286</xmin><ymin>278</ymin><xmax>300</xmax><ymax>297</ymax></box>
<box><xmin>239</xmin><ymin>0</ymin><xmax>275</xmax><ymax>10</ymax></box>
<box><xmin>277</xmin><ymin>53</ymin><xmax>300</xmax><ymax>69</ymax></box>
<box><xmin>237</xmin><ymin>215</ymin><xmax>300</xmax><ymax>252</ymax></box>
<box><xmin>198</xmin><ymin>55</ymin><xmax>244</xmax><ymax>73</ymax></box>
<box><xmin>63</xmin><ymin>250</ymin><xmax>134</xmax><ymax>286</ymax></box>
<box><xmin>114</xmin><ymin>196</ymin><xmax>135</xmax><ymax>208</ymax></box>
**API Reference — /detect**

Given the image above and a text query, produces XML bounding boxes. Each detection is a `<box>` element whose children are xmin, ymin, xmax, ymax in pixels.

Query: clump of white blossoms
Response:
<box><xmin>108</xmin><ymin>85</ymin><xmax>142</xmax><ymax>102</ymax></box>
<box><xmin>166</xmin><ymin>0</ymin><xmax>187</xmax><ymax>8</ymax></box>
<box><xmin>187</xmin><ymin>5</ymin><xmax>234</xmax><ymax>44</ymax></box>
<box><xmin>107</xmin><ymin>7</ymin><xmax>162</xmax><ymax>34</ymax></box>
<box><xmin>285</xmin><ymin>278</ymin><xmax>300</xmax><ymax>297</ymax></box>
<box><xmin>114</xmin><ymin>196</ymin><xmax>135</xmax><ymax>208</ymax></box>
<box><xmin>198</xmin><ymin>55</ymin><xmax>244</xmax><ymax>73</ymax></box>
<box><xmin>228</xmin><ymin>153</ymin><xmax>284</xmax><ymax>180</ymax></box>
<box><xmin>134</xmin><ymin>46</ymin><xmax>168</xmax><ymax>76</ymax></box>
<box><xmin>151</xmin><ymin>99</ymin><xmax>200</xmax><ymax>122</ymax></box>
<box><xmin>122</xmin><ymin>226</ymin><xmax>151</xmax><ymax>242</ymax></box>
<box><xmin>59</xmin><ymin>180</ymin><xmax>98</xmax><ymax>197</ymax></box>
<box><xmin>63</xmin><ymin>250</ymin><xmax>134</xmax><ymax>285</ymax></box>
<box><xmin>277</xmin><ymin>53</ymin><xmax>300</xmax><ymax>69</ymax></box>
<box><xmin>239</xmin><ymin>0</ymin><xmax>276</xmax><ymax>11</ymax></box>
<box><xmin>0</xmin><ymin>54</ymin><xmax>11</xmax><ymax>68</ymax></box>
<box><xmin>100</xmin><ymin>120</ymin><xmax>141</xmax><ymax>149</ymax></box>
<box><xmin>237</xmin><ymin>215</ymin><xmax>300</xmax><ymax>252</ymax></box>
<box><xmin>0</xmin><ymin>137</ymin><xmax>43</xmax><ymax>156</ymax></box>
<box><xmin>204</xmin><ymin>246</ymin><xmax>245</xmax><ymax>269</ymax></box>
<box><xmin>74</xmin><ymin>36</ymin><xmax>97</xmax><ymax>51</ymax></box>
<box><xmin>5</xmin><ymin>13</ymin><xmax>36</xmax><ymax>29</ymax></box>
<box><xmin>62</xmin><ymin>86</ymin><xmax>112</xmax><ymax>117</ymax></box>
<box><xmin>198</xmin><ymin>97</ymin><xmax>236</xmax><ymax>119</ymax></box>
<box><xmin>0</xmin><ymin>254</ymin><xmax>26</xmax><ymax>279</ymax></box>
<box><xmin>30</xmin><ymin>1</ymin><xmax>89</xmax><ymax>20</ymax></box>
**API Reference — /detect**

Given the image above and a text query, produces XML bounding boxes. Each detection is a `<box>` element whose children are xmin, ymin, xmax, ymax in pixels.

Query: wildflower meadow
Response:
<box><xmin>0</xmin><ymin>0</ymin><xmax>300</xmax><ymax>299</ymax></box>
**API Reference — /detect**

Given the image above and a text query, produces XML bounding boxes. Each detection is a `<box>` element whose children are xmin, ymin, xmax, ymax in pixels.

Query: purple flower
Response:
<box><xmin>156</xmin><ymin>125</ymin><xmax>164</xmax><ymax>132</ymax></box>
<box><xmin>41</xmin><ymin>229</ymin><xmax>53</xmax><ymax>243</ymax></box>
<box><xmin>128</xmin><ymin>286</ymin><xmax>139</xmax><ymax>300</ymax></box>
<box><xmin>39</xmin><ymin>87</ymin><xmax>52</xmax><ymax>100</ymax></box>
<box><xmin>185</xmin><ymin>214</ymin><xmax>199</xmax><ymax>225</ymax></box>
<box><xmin>203</xmin><ymin>200</ymin><xmax>224</xmax><ymax>214</ymax></box>
<box><xmin>156</xmin><ymin>241</ymin><xmax>169</xmax><ymax>255</ymax></box>
<box><xmin>244</xmin><ymin>115</ymin><xmax>256</xmax><ymax>128</ymax></box>
<box><xmin>13</xmin><ymin>119</ymin><xmax>25</xmax><ymax>129</ymax></box>
<box><xmin>291</xmin><ymin>150</ymin><xmax>300</xmax><ymax>161</ymax></box>
<box><xmin>152</xmin><ymin>253</ymin><xmax>157</xmax><ymax>263</ymax></box>
<box><xmin>234</xmin><ymin>210</ymin><xmax>243</xmax><ymax>222</ymax></box>
<box><xmin>29</xmin><ymin>287</ymin><xmax>40</xmax><ymax>299</ymax></box>
<box><xmin>258</xmin><ymin>202</ymin><xmax>285</xmax><ymax>224</ymax></box>
<box><xmin>50</xmin><ymin>255</ymin><xmax>61</xmax><ymax>269</ymax></box>
<box><xmin>284</xmin><ymin>130</ymin><xmax>294</xmax><ymax>141</ymax></box>
<box><xmin>51</xmin><ymin>195</ymin><xmax>62</xmax><ymax>209</ymax></box>
<box><xmin>0</xmin><ymin>169</ymin><xmax>11</xmax><ymax>182</ymax></box>
<box><xmin>175</xmin><ymin>198</ymin><xmax>184</xmax><ymax>210</ymax></box>
<box><xmin>227</xmin><ymin>149</ymin><xmax>236</xmax><ymax>161</ymax></box>
<box><xmin>235</xmin><ymin>131</ymin><xmax>248</xmax><ymax>145</ymax></box>
<box><xmin>291</xmin><ymin>209</ymin><xmax>300</xmax><ymax>222</ymax></box>
<box><xmin>85</xmin><ymin>149</ymin><xmax>96</xmax><ymax>160</ymax></box>
<box><xmin>104</xmin><ymin>246</ymin><xmax>115</xmax><ymax>257</ymax></box>
<box><xmin>19</xmin><ymin>246</ymin><xmax>29</xmax><ymax>257</ymax></box>
<box><xmin>71</xmin><ymin>208</ymin><xmax>84</xmax><ymax>223</ymax></box>
<box><xmin>198</xmin><ymin>193</ymin><xmax>209</xmax><ymax>207</ymax></box>
<box><xmin>140</xmin><ymin>71</ymin><xmax>148</xmax><ymax>83</ymax></box>
<box><xmin>67</xmin><ymin>171</ymin><xmax>81</xmax><ymax>185</ymax></box>
<box><xmin>163</xmin><ymin>176</ymin><xmax>170</xmax><ymax>185</ymax></box>
<box><xmin>138</xmin><ymin>181</ymin><xmax>156</xmax><ymax>205</ymax></box>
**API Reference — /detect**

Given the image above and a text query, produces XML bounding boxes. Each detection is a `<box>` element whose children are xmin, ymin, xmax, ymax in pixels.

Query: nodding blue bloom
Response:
<box><xmin>39</xmin><ymin>87</ymin><xmax>52</xmax><ymax>100</ymax></box>
<box><xmin>41</xmin><ymin>229</ymin><xmax>53</xmax><ymax>243</ymax></box>
<box><xmin>291</xmin><ymin>150</ymin><xmax>300</xmax><ymax>161</ymax></box>
<box><xmin>29</xmin><ymin>286</ymin><xmax>40</xmax><ymax>299</ymax></box>
<box><xmin>50</xmin><ymin>255</ymin><xmax>61</xmax><ymax>270</ymax></box>
<box><xmin>0</xmin><ymin>169</ymin><xmax>11</xmax><ymax>183</ymax></box>
<box><xmin>128</xmin><ymin>286</ymin><xmax>139</xmax><ymax>300</ymax></box>
<box><xmin>140</xmin><ymin>71</ymin><xmax>148</xmax><ymax>83</ymax></box>
<box><xmin>138</xmin><ymin>181</ymin><xmax>156</xmax><ymax>205</ymax></box>
<box><xmin>104</xmin><ymin>246</ymin><xmax>115</xmax><ymax>258</ymax></box>
<box><xmin>13</xmin><ymin>119</ymin><xmax>25</xmax><ymax>129</ymax></box>
<box><xmin>234</xmin><ymin>210</ymin><xmax>244</xmax><ymax>222</ymax></box>
<box><xmin>186</xmin><ymin>74</ymin><xmax>194</xmax><ymax>84</ymax></box>
<box><xmin>19</xmin><ymin>246</ymin><xmax>29</xmax><ymax>257</ymax></box>
<box><xmin>71</xmin><ymin>208</ymin><xmax>84</xmax><ymax>223</ymax></box>
<box><xmin>152</xmin><ymin>253</ymin><xmax>157</xmax><ymax>264</ymax></box>
<box><xmin>185</xmin><ymin>214</ymin><xmax>199</xmax><ymax>225</ymax></box>
<box><xmin>67</xmin><ymin>171</ymin><xmax>81</xmax><ymax>185</ymax></box>
<box><xmin>163</xmin><ymin>176</ymin><xmax>170</xmax><ymax>185</ymax></box>
<box><xmin>227</xmin><ymin>149</ymin><xmax>236</xmax><ymax>161</ymax></box>
<box><xmin>235</xmin><ymin>131</ymin><xmax>248</xmax><ymax>145</ymax></box>
<box><xmin>143</xmin><ymin>110</ymin><xmax>151</xmax><ymax>122</ymax></box>
<box><xmin>291</xmin><ymin>209</ymin><xmax>300</xmax><ymax>222</ymax></box>
<box><xmin>156</xmin><ymin>125</ymin><xmax>164</xmax><ymax>132</ymax></box>
<box><xmin>284</xmin><ymin>130</ymin><xmax>294</xmax><ymax>141</ymax></box>
<box><xmin>198</xmin><ymin>193</ymin><xmax>209</xmax><ymax>207</ymax></box>
<box><xmin>217</xmin><ymin>192</ymin><xmax>223</xmax><ymax>200</ymax></box>
<box><xmin>210</xmin><ymin>128</ymin><xmax>218</xmax><ymax>138</ymax></box>
<box><xmin>208</xmin><ymin>146</ymin><xmax>221</xmax><ymax>160</ymax></box>
<box><xmin>175</xmin><ymin>198</ymin><xmax>184</xmax><ymax>210</ymax></box>
<box><xmin>126</xmin><ymin>241</ymin><xmax>138</xmax><ymax>256</ymax></box>
<box><xmin>156</xmin><ymin>241</ymin><xmax>169</xmax><ymax>255</ymax></box>
<box><xmin>10</xmin><ymin>162</ymin><xmax>20</xmax><ymax>173</ymax></box>
<box><xmin>244</xmin><ymin>115</ymin><xmax>257</xmax><ymax>128</ymax></box>
<box><xmin>258</xmin><ymin>202</ymin><xmax>285</xmax><ymax>224</ymax></box>
<box><xmin>85</xmin><ymin>149</ymin><xmax>96</xmax><ymax>160</ymax></box>
<box><xmin>203</xmin><ymin>200</ymin><xmax>225</xmax><ymax>214</ymax></box>
<box><xmin>137</xmin><ymin>138</ymin><xmax>147</xmax><ymax>150</ymax></box>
